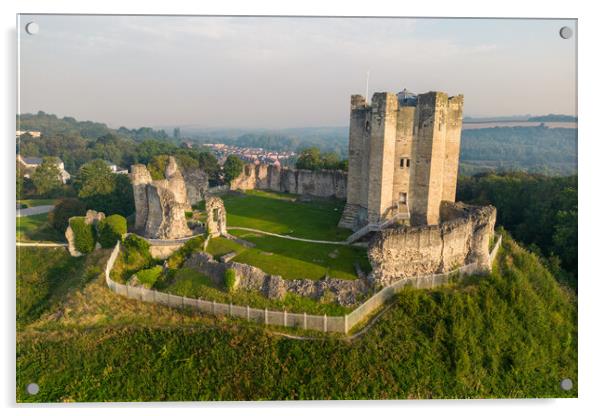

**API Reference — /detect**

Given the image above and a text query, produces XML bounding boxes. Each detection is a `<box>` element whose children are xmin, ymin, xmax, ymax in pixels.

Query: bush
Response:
<box><xmin>166</xmin><ymin>236</ymin><xmax>205</xmax><ymax>269</ymax></box>
<box><xmin>69</xmin><ymin>217</ymin><xmax>96</xmax><ymax>254</ymax></box>
<box><xmin>49</xmin><ymin>198</ymin><xmax>87</xmax><ymax>233</ymax></box>
<box><xmin>134</xmin><ymin>266</ymin><xmax>163</xmax><ymax>288</ymax></box>
<box><xmin>224</xmin><ymin>269</ymin><xmax>237</xmax><ymax>293</ymax></box>
<box><xmin>97</xmin><ymin>215</ymin><xmax>127</xmax><ymax>248</ymax></box>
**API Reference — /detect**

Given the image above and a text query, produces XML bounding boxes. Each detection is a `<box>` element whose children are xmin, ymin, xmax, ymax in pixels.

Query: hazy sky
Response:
<box><xmin>18</xmin><ymin>15</ymin><xmax>577</xmax><ymax>129</ymax></box>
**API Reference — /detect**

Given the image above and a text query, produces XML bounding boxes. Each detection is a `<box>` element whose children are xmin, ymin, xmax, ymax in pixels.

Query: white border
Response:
<box><xmin>2</xmin><ymin>1</ymin><xmax>600</xmax><ymax>415</ymax></box>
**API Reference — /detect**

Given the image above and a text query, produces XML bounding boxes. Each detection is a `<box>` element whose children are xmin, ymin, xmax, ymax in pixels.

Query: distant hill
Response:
<box><xmin>17</xmin><ymin>112</ymin><xmax>170</xmax><ymax>141</ymax></box>
<box><xmin>527</xmin><ymin>114</ymin><xmax>577</xmax><ymax>122</ymax></box>
<box><xmin>460</xmin><ymin>125</ymin><xmax>577</xmax><ymax>176</ymax></box>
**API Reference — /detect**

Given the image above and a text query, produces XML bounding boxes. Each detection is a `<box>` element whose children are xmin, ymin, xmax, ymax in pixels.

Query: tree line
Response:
<box><xmin>457</xmin><ymin>172</ymin><xmax>577</xmax><ymax>287</ymax></box>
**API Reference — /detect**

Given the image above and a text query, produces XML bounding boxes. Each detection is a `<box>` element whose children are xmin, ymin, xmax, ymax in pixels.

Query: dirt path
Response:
<box><xmin>16</xmin><ymin>205</ymin><xmax>54</xmax><ymax>217</ymax></box>
<box><xmin>227</xmin><ymin>226</ymin><xmax>348</xmax><ymax>245</ymax></box>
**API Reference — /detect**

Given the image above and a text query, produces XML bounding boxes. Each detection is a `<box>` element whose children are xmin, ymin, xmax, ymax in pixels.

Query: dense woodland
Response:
<box><xmin>458</xmin><ymin>173</ymin><xmax>578</xmax><ymax>286</ymax></box>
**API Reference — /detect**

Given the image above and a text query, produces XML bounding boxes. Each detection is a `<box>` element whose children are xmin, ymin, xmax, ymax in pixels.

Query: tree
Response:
<box><xmin>75</xmin><ymin>159</ymin><xmax>115</xmax><ymax>198</ymax></box>
<box><xmin>198</xmin><ymin>151</ymin><xmax>220</xmax><ymax>182</ymax></box>
<box><xmin>31</xmin><ymin>157</ymin><xmax>62</xmax><ymax>196</ymax></box>
<box><xmin>295</xmin><ymin>147</ymin><xmax>322</xmax><ymax>170</ymax></box>
<box><xmin>75</xmin><ymin>159</ymin><xmax>135</xmax><ymax>217</ymax></box>
<box><xmin>223</xmin><ymin>155</ymin><xmax>244</xmax><ymax>184</ymax></box>
<box><xmin>49</xmin><ymin>198</ymin><xmax>87</xmax><ymax>233</ymax></box>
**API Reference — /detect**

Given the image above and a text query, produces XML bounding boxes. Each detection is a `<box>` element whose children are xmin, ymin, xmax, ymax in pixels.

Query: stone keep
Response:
<box><xmin>130</xmin><ymin>156</ymin><xmax>192</xmax><ymax>239</ymax></box>
<box><xmin>339</xmin><ymin>90</ymin><xmax>464</xmax><ymax>230</ymax></box>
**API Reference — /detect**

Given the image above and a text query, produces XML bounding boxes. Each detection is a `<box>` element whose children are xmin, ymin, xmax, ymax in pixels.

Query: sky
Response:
<box><xmin>18</xmin><ymin>15</ymin><xmax>577</xmax><ymax>129</ymax></box>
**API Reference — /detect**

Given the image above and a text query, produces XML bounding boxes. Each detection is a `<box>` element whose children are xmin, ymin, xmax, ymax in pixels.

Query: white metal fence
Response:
<box><xmin>105</xmin><ymin>234</ymin><xmax>502</xmax><ymax>334</ymax></box>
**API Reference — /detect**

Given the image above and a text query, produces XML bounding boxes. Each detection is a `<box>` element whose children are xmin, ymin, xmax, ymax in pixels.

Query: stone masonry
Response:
<box><xmin>367</xmin><ymin>202</ymin><xmax>496</xmax><ymax>286</ymax></box>
<box><xmin>205</xmin><ymin>196</ymin><xmax>227</xmax><ymax>237</ymax></box>
<box><xmin>230</xmin><ymin>163</ymin><xmax>347</xmax><ymax>199</ymax></box>
<box><xmin>183</xmin><ymin>251</ymin><xmax>368</xmax><ymax>306</ymax></box>
<box><xmin>130</xmin><ymin>156</ymin><xmax>192</xmax><ymax>239</ymax></box>
<box><xmin>340</xmin><ymin>89</ymin><xmax>464</xmax><ymax>230</ymax></box>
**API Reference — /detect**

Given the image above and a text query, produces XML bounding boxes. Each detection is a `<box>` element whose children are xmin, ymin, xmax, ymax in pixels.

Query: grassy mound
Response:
<box><xmin>16</xmin><ymin>234</ymin><xmax>576</xmax><ymax>401</ymax></box>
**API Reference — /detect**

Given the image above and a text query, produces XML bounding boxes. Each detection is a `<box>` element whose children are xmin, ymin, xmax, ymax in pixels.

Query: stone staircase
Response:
<box><xmin>338</xmin><ymin>203</ymin><xmax>361</xmax><ymax>229</ymax></box>
<box><xmin>345</xmin><ymin>212</ymin><xmax>409</xmax><ymax>244</ymax></box>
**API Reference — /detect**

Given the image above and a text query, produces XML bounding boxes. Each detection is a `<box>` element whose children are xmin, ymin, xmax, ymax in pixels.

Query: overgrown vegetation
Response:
<box><xmin>224</xmin><ymin>269</ymin><xmax>237</xmax><ymax>293</ymax></box>
<box><xmin>165</xmin><ymin>268</ymin><xmax>351</xmax><ymax>316</ymax></box>
<box><xmin>48</xmin><ymin>198</ymin><xmax>86</xmax><ymax>233</ymax></box>
<box><xmin>17</xmin><ymin>234</ymin><xmax>576</xmax><ymax>401</ymax></box>
<box><xmin>97</xmin><ymin>215</ymin><xmax>127</xmax><ymax>248</ymax></box>
<box><xmin>110</xmin><ymin>234</ymin><xmax>154</xmax><ymax>283</ymax></box>
<box><xmin>68</xmin><ymin>217</ymin><xmax>96</xmax><ymax>254</ymax></box>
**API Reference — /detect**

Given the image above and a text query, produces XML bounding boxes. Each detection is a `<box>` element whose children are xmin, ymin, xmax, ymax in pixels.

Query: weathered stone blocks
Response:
<box><xmin>368</xmin><ymin>202</ymin><xmax>496</xmax><ymax>286</ymax></box>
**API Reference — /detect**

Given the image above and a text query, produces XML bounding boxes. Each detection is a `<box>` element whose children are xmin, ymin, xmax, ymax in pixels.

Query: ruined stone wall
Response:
<box><xmin>130</xmin><ymin>157</ymin><xmax>192</xmax><ymax>240</ymax></box>
<box><xmin>183</xmin><ymin>250</ymin><xmax>368</xmax><ymax>306</ymax></box>
<box><xmin>368</xmin><ymin>202</ymin><xmax>496</xmax><ymax>286</ymax></box>
<box><xmin>181</xmin><ymin>167</ymin><xmax>209</xmax><ymax>206</ymax></box>
<box><xmin>230</xmin><ymin>163</ymin><xmax>347</xmax><ymax>199</ymax></box>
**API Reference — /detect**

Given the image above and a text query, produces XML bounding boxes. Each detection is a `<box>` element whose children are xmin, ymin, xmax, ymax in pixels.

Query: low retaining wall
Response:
<box><xmin>103</xmin><ymin>234</ymin><xmax>502</xmax><ymax>334</ymax></box>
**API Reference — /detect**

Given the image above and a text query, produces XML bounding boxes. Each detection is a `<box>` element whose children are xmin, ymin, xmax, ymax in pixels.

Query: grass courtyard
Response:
<box><xmin>221</xmin><ymin>190</ymin><xmax>352</xmax><ymax>241</ymax></box>
<box><xmin>207</xmin><ymin>230</ymin><xmax>370</xmax><ymax>281</ymax></box>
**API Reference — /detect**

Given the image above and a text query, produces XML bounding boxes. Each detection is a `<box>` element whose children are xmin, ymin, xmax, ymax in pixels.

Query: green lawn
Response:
<box><xmin>221</xmin><ymin>190</ymin><xmax>352</xmax><ymax>241</ymax></box>
<box><xmin>17</xmin><ymin>198</ymin><xmax>58</xmax><ymax>208</ymax></box>
<box><xmin>207</xmin><ymin>231</ymin><xmax>369</xmax><ymax>281</ymax></box>
<box><xmin>16</xmin><ymin>213</ymin><xmax>65</xmax><ymax>242</ymax></box>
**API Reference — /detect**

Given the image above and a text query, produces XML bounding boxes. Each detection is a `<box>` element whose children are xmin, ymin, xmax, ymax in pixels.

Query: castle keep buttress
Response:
<box><xmin>338</xmin><ymin>90</ymin><xmax>464</xmax><ymax>230</ymax></box>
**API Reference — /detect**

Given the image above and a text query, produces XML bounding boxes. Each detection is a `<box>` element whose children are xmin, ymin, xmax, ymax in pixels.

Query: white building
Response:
<box><xmin>17</xmin><ymin>154</ymin><xmax>71</xmax><ymax>183</ymax></box>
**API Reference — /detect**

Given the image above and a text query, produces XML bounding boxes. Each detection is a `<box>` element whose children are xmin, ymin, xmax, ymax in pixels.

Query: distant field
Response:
<box><xmin>221</xmin><ymin>190</ymin><xmax>352</xmax><ymax>241</ymax></box>
<box><xmin>207</xmin><ymin>231</ymin><xmax>369</xmax><ymax>281</ymax></box>
<box><xmin>16</xmin><ymin>213</ymin><xmax>64</xmax><ymax>242</ymax></box>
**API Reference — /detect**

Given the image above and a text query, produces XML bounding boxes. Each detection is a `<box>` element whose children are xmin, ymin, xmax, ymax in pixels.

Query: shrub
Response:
<box><xmin>97</xmin><ymin>215</ymin><xmax>127</xmax><ymax>248</ymax></box>
<box><xmin>224</xmin><ymin>269</ymin><xmax>237</xmax><ymax>293</ymax></box>
<box><xmin>166</xmin><ymin>236</ymin><xmax>205</xmax><ymax>269</ymax></box>
<box><xmin>122</xmin><ymin>233</ymin><xmax>150</xmax><ymax>254</ymax></box>
<box><xmin>49</xmin><ymin>198</ymin><xmax>87</xmax><ymax>233</ymax></box>
<box><xmin>134</xmin><ymin>266</ymin><xmax>163</xmax><ymax>288</ymax></box>
<box><xmin>69</xmin><ymin>217</ymin><xmax>95</xmax><ymax>254</ymax></box>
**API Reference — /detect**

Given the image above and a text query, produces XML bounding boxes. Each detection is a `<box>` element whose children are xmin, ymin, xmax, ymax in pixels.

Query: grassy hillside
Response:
<box><xmin>16</xmin><ymin>235</ymin><xmax>576</xmax><ymax>401</ymax></box>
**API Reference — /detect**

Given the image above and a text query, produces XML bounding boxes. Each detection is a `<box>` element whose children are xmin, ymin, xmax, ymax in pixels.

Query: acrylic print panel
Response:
<box><xmin>16</xmin><ymin>15</ymin><xmax>577</xmax><ymax>402</ymax></box>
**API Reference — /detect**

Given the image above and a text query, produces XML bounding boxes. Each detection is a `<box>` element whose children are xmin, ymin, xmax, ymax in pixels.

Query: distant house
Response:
<box><xmin>16</xmin><ymin>130</ymin><xmax>42</xmax><ymax>138</ymax></box>
<box><xmin>17</xmin><ymin>154</ymin><xmax>71</xmax><ymax>183</ymax></box>
<box><xmin>103</xmin><ymin>160</ymin><xmax>129</xmax><ymax>175</ymax></box>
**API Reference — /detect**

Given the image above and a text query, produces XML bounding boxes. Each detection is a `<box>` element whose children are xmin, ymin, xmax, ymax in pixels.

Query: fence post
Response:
<box><xmin>196</xmin><ymin>298</ymin><xmax>201</xmax><ymax>309</ymax></box>
<box><xmin>181</xmin><ymin>295</ymin><xmax>184</xmax><ymax>308</ymax></box>
<box><xmin>344</xmin><ymin>314</ymin><xmax>348</xmax><ymax>335</ymax></box>
<box><xmin>167</xmin><ymin>292</ymin><xmax>170</xmax><ymax>307</ymax></box>
<box><xmin>229</xmin><ymin>302</ymin><xmax>232</xmax><ymax>316</ymax></box>
<box><xmin>283</xmin><ymin>309</ymin><xmax>287</xmax><ymax>327</ymax></box>
<box><xmin>212</xmin><ymin>300</ymin><xmax>216</xmax><ymax>314</ymax></box>
<box><xmin>246</xmin><ymin>305</ymin><xmax>250</xmax><ymax>321</ymax></box>
<box><xmin>264</xmin><ymin>308</ymin><xmax>268</xmax><ymax>326</ymax></box>
<box><xmin>153</xmin><ymin>289</ymin><xmax>156</xmax><ymax>302</ymax></box>
<box><xmin>126</xmin><ymin>284</ymin><xmax>129</xmax><ymax>298</ymax></box>
<box><xmin>303</xmin><ymin>312</ymin><xmax>307</xmax><ymax>330</ymax></box>
<box><xmin>323</xmin><ymin>314</ymin><xmax>327</xmax><ymax>332</ymax></box>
